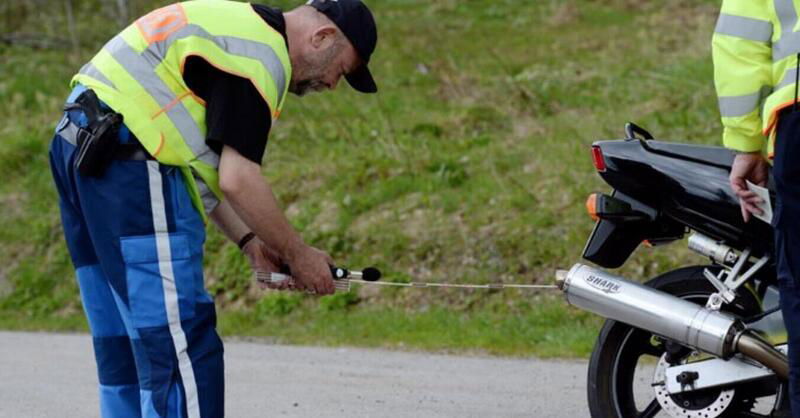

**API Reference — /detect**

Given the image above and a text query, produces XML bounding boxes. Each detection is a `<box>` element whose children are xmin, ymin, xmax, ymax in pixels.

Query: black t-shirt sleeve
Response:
<box><xmin>204</xmin><ymin>71</ymin><xmax>272</xmax><ymax>164</ymax></box>
<box><xmin>183</xmin><ymin>57</ymin><xmax>272</xmax><ymax>165</ymax></box>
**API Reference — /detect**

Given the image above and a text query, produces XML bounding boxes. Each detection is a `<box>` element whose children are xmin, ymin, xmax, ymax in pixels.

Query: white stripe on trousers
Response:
<box><xmin>147</xmin><ymin>161</ymin><xmax>201</xmax><ymax>418</ymax></box>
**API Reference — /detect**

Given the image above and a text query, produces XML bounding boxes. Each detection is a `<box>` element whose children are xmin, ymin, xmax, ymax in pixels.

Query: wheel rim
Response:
<box><xmin>607</xmin><ymin>291</ymin><xmax>785</xmax><ymax>418</ymax></box>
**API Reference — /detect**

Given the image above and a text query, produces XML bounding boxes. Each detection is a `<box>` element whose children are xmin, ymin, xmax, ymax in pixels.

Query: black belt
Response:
<box><xmin>115</xmin><ymin>142</ymin><xmax>154</xmax><ymax>161</ymax></box>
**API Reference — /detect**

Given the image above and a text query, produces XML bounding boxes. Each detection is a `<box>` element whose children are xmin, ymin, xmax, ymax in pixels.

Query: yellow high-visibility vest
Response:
<box><xmin>713</xmin><ymin>0</ymin><xmax>800</xmax><ymax>156</ymax></box>
<box><xmin>72</xmin><ymin>1</ymin><xmax>292</xmax><ymax>220</ymax></box>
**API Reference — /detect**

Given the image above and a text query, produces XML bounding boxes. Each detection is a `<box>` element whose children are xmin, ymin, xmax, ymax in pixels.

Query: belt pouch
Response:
<box><xmin>69</xmin><ymin>90</ymin><xmax>123</xmax><ymax>177</ymax></box>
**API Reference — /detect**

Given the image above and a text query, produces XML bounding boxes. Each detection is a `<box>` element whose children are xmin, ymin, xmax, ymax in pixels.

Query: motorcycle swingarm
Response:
<box><xmin>664</xmin><ymin>345</ymin><xmax>786</xmax><ymax>395</ymax></box>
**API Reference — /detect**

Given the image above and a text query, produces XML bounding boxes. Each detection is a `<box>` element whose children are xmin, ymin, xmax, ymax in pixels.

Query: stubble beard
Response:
<box><xmin>291</xmin><ymin>79</ymin><xmax>328</xmax><ymax>96</ymax></box>
<box><xmin>289</xmin><ymin>42</ymin><xmax>341</xmax><ymax>96</ymax></box>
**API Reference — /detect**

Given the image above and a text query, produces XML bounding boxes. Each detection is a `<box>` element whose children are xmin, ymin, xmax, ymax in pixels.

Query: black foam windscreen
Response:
<box><xmin>362</xmin><ymin>267</ymin><xmax>382</xmax><ymax>282</ymax></box>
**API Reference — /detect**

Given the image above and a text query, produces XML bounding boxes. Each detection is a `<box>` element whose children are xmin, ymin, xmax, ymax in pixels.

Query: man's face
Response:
<box><xmin>290</xmin><ymin>28</ymin><xmax>361</xmax><ymax>96</ymax></box>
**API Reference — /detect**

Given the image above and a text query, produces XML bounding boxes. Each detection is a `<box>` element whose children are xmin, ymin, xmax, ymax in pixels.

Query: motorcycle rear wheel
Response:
<box><xmin>586</xmin><ymin>266</ymin><xmax>789</xmax><ymax>418</ymax></box>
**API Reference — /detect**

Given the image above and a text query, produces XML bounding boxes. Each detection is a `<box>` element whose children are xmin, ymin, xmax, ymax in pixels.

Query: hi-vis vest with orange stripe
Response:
<box><xmin>71</xmin><ymin>1</ymin><xmax>292</xmax><ymax>220</ymax></box>
<box><xmin>713</xmin><ymin>0</ymin><xmax>800</xmax><ymax>156</ymax></box>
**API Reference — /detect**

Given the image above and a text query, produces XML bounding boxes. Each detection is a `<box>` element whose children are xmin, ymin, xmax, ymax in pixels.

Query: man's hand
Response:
<box><xmin>243</xmin><ymin>238</ymin><xmax>291</xmax><ymax>291</ymax></box>
<box><xmin>729</xmin><ymin>152</ymin><xmax>769</xmax><ymax>222</ymax></box>
<box><xmin>218</xmin><ymin>146</ymin><xmax>336</xmax><ymax>295</ymax></box>
<box><xmin>286</xmin><ymin>244</ymin><xmax>335</xmax><ymax>295</ymax></box>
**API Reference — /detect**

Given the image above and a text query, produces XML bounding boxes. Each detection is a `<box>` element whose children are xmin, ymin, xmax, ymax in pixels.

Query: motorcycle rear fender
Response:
<box><xmin>582</xmin><ymin>191</ymin><xmax>685</xmax><ymax>268</ymax></box>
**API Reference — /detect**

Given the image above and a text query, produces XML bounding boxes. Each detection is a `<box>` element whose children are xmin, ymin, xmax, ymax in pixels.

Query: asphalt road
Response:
<box><xmin>0</xmin><ymin>331</ymin><xmax>591</xmax><ymax>417</ymax></box>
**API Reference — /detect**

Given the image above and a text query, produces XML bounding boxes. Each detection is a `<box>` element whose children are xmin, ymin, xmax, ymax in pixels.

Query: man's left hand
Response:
<box><xmin>243</xmin><ymin>238</ymin><xmax>292</xmax><ymax>290</ymax></box>
<box><xmin>729</xmin><ymin>152</ymin><xmax>770</xmax><ymax>223</ymax></box>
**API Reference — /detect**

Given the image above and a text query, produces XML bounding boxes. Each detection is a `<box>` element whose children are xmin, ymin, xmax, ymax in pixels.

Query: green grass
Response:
<box><xmin>219</xmin><ymin>298</ymin><xmax>602</xmax><ymax>358</ymax></box>
<box><xmin>0</xmin><ymin>0</ymin><xmax>722</xmax><ymax>357</ymax></box>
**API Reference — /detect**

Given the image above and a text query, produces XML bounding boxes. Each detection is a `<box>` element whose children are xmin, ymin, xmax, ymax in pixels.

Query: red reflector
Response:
<box><xmin>591</xmin><ymin>146</ymin><xmax>606</xmax><ymax>172</ymax></box>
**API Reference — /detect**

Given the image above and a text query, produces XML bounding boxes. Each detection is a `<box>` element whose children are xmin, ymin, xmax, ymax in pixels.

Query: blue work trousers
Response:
<box><xmin>775</xmin><ymin>110</ymin><xmax>800</xmax><ymax>417</ymax></box>
<box><xmin>49</xmin><ymin>86</ymin><xmax>224</xmax><ymax>418</ymax></box>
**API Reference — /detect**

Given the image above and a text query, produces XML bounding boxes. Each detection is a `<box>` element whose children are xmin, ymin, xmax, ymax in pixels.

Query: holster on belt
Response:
<box><xmin>65</xmin><ymin>89</ymin><xmax>123</xmax><ymax>178</ymax></box>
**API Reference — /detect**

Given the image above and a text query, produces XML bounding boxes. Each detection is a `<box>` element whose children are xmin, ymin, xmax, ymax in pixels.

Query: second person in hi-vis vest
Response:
<box><xmin>48</xmin><ymin>1</ymin><xmax>378</xmax><ymax>417</ymax></box>
<box><xmin>715</xmin><ymin>0</ymin><xmax>800</xmax><ymax>416</ymax></box>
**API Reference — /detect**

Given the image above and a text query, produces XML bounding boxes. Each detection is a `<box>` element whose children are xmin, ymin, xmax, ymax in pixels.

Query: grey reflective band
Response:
<box><xmin>776</xmin><ymin>0</ymin><xmax>798</xmax><ymax>34</ymax></box>
<box><xmin>718</xmin><ymin>87</ymin><xmax>771</xmax><ymax>117</ymax></box>
<box><xmin>775</xmin><ymin>66</ymin><xmax>800</xmax><ymax>91</ymax></box>
<box><xmin>104</xmin><ymin>36</ymin><xmax>219</xmax><ymax>170</ymax></box>
<box><xmin>218</xmin><ymin>34</ymin><xmax>287</xmax><ymax>104</ymax></box>
<box><xmin>773</xmin><ymin>31</ymin><xmax>800</xmax><ymax>61</ymax></box>
<box><xmin>145</xmin><ymin>161</ymin><xmax>202</xmax><ymax>418</ymax></box>
<box><xmin>148</xmin><ymin>24</ymin><xmax>287</xmax><ymax>105</ymax></box>
<box><xmin>77</xmin><ymin>62</ymin><xmax>117</xmax><ymax>90</ymax></box>
<box><xmin>194</xmin><ymin>175</ymin><xmax>221</xmax><ymax>214</ymax></box>
<box><xmin>715</xmin><ymin>14</ymin><xmax>773</xmax><ymax>43</ymax></box>
<box><xmin>58</xmin><ymin>120</ymin><xmax>80</xmax><ymax>146</ymax></box>
<box><xmin>774</xmin><ymin>0</ymin><xmax>800</xmax><ymax>61</ymax></box>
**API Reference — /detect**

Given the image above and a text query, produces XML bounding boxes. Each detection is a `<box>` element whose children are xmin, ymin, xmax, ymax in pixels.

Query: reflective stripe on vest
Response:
<box><xmin>78</xmin><ymin>62</ymin><xmax>117</xmax><ymax>90</ymax></box>
<box><xmin>74</xmin><ymin>3</ymin><xmax>290</xmax><ymax>217</ymax></box>
<box><xmin>146</xmin><ymin>24</ymin><xmax>288</xmax><ymax>103</ymax></box>
<box><xmin>777</xmin><ymin>0</ymin><xmax>799</xmax><ymax>35</ymax></box>
<box><xmin>195</xmin><ymin>175</ymin><xmax>220</xmax><ymax>214</ymax></box>
<box><xmin>774</xmin><ymin>0</ymin><xmax>800</xmax><ymax>61</ymax></box>
<box><xmin>718</xmin><ymin>86</ymin><xmax>773</xmax><ymax>117</ymax></box>
<box><xmin>89</xmin><ymin>35</ymin><xmax>219</xmax><ymax>170</ymax></box>
<box><xmin>78</xmin><ymin>25</ymin><xmax>289</xmax><ymax>168</ymax></box>
<box><xmin>715</xmin><ymin>14</ymin><xmax>773</xmax><ymax>43</ymax></box>
<box><xmin>775</xmin><ymin>66</ymin><xmax>800</xmax><ymax>90</ymax></box>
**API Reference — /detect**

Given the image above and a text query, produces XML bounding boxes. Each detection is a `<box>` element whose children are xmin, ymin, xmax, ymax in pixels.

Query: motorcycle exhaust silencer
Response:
<box><xmin>556</xmin><ymin>264</ymin><xmax>789</xmax><ymax>379</ymax></box>
<box><xmin>556</xmin><ymin>264</ymin><xmax>739</xmax><ymax>357</ymax></box>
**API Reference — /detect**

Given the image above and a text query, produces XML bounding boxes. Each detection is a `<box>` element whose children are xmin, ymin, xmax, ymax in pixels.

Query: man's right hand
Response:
<box><xmin>729</xmin><ymin>152</ymin><xmax>769</xmax><ymax>223</ymax></box>
<box><xmin>286</xmin><ymin>244</ymin><xmax>335</xmax><ymax>295</ymax></box>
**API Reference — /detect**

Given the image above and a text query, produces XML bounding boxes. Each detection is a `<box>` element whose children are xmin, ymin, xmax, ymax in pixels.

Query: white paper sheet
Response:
<box><xmin>746</xmin><ymin>180</ymin><xmax>773</xmax><ymax>224</ymax></box>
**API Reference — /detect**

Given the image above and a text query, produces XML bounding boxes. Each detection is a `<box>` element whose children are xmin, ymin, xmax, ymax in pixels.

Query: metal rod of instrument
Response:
<box><xmin>347</xmin><ymin>280</ymin><xmax>557</xmax><ymax>289</ymax></box>
<box><xmin>254</xmin><ymin>268</ymin><xmax>557</xmax><ymax>290</ymax></box>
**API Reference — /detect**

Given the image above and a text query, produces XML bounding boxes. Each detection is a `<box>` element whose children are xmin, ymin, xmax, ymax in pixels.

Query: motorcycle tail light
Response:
<box><xmin>591</xmin><ymin>145</ymin><xmax>606</xmax><ymax>172</ymax></box>
<box><xmin>586</xmin><ymin>193</ymin><xmax>600</xmax><ymax>221</ymax></box>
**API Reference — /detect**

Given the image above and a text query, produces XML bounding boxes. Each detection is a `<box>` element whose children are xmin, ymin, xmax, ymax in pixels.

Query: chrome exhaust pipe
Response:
<box><xmin>556</xmin><ymin>264</ymin><xmax>740</xmax><ymax>357</ymax></box>
<box><xmin>735</xmin><ymin>330</ymin><xmax>789</xmax><ymax>380</ymax></box>
<box><xmin>557</xmin><ymin>264</ymin><xmax>788</xmax><ymax>378</ymax></box>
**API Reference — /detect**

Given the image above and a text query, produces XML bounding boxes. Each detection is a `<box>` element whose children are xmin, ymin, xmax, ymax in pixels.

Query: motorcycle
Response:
<box><xmin>558</xmin><ymin>123</ymin><xmax>791</xmax><ymax>417</ymax></box>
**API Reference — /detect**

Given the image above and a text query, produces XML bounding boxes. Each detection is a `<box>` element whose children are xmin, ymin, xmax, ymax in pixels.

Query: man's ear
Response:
<box><xmin>310</xmin><ymin>26</ymin><xmax>338</xmax><ymax>50</ymax></box>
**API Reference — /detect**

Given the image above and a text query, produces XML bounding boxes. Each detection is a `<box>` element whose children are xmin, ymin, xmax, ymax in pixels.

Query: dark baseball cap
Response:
<box><xmin>306</xmin><ymin>0</ymin><xmax>378</xmax><ymax>93</ymax></box>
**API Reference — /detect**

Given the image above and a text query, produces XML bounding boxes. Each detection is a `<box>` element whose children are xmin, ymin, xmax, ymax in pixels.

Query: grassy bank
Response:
<box><xmin>0</xmin><ymin>0</ymin><xmax>719</xmax><ymax>357</ymax></box>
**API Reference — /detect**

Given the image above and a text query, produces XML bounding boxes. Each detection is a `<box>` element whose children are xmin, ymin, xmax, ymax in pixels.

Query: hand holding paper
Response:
<box><xmin>746</xmin><ymin>180</ymin><xmax>773</xmax><ymax>224</ymax></box>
